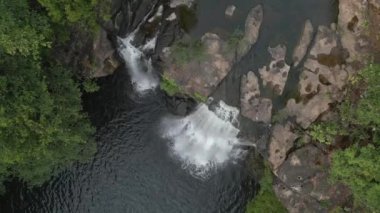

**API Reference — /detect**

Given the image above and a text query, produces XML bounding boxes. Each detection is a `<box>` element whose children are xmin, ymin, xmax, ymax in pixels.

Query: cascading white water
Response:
<box><xmin>161</xmin><ymin>101</ymin><xmax>246</xmax><ymax>179</ymax></box>
<box><xmin>118</xmin><ymin>35</ymin><xmax>159</xmax><ymax>93</ymax></box>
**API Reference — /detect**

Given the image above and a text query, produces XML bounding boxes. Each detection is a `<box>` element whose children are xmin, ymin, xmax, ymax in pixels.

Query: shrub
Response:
<box><xmin>246</xmin><ymin>167</ymin><xmax>287</xmax><ymax>213</ymax></box>
<box><xmin>160</xmin><ymin>74</ymin><xmax>182</xmax><ymax>96</ymax></box>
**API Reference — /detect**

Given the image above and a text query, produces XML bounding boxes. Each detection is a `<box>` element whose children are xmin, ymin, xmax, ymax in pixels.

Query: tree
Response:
<box><xmin>0</xmin><ymin>0</ymin><xmax>52</xmax><ymax>57</ymax></box>
<box><xmin>0</xmin><ymin>55</ymin><xmax>96</xmax><ymax>188</ymax></box>
<box><xmin>331</xmin><ymin>145</ymin><xmax>380</xmax><ymax>211</ymax></box>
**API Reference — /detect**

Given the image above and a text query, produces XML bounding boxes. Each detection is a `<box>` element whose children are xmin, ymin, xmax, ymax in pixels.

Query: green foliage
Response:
<box><xmin>171</xmin><ymin>39</ymin><xmax>207</xmax><ymax>65</ymax></box>
<box><xmin>160</xmin><ymin>74</ymin><xmax>208</xmax><ymax>102</ymax></box>
<box><xmin>160</xmin><ymin>74</ymin><xmax>182</xmax><ymax>96</ymax></box>
<box><xmin>314</xmin><ymin>64</ymin><xmax>380</xmax><ymax>212</ymax></box>
<box><xmin>192</xmin><ymin>92</ymin><xmax>207</xmax><ymax>103</ymax></box>
<box><xmin>0</xmin><ymin>0</ymin><xmax>52</xmax><ymax>58</ymax></box>
<box><xmin>309</xmin><ymin>123</ymin><xmax>341</xmax><ymax>145</ymax></box>
<box><xmin>0</xmin><ymin>55</ymin><xmax>96</xmax><ymax>187</ymax></box>
<box><xmin>227</xmin><ymin>28</ymin><xmax>244</xmax><ymax>51</ymax></box>
<box><xmin>246</xmin><ymin>167</ymin><xmax>287</xmax><ymax>213</ymax></box>
<box><xmin>331</xmin><ymin>145</ymin><xmax>380</xmax><ymax>211</ymax></box>
<box><xmin>341</xmin><ymin>64</ymin><xmax>380</xmax><ymax>128</ymax></box>
<box><xmin>83</xmin><ymin>79</ymin><xmax>100</xmax><ymax>93</ymax></box>
<box><xmin>36</xmin><ymin>0</ymin><xmax>109</xmax><ymax>31</ymax></box>
<box><xmin>0</xmin><ymin>0</ymin><xmax>101</xmax><ymax>192</ymax></box>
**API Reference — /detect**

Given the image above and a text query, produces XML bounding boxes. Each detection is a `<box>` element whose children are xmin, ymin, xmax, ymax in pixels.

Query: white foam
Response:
<box><xmin>118</xmin><ymin>35</ymin><xmax>159</xmax><ymax>93</ymax></box>
<box><xmin>161</xmin><ymin>101</ymin><xmax>245</xmax><ymax>179</ymax></box>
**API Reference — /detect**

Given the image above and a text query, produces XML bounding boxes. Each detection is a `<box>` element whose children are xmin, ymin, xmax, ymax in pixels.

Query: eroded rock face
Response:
<box><xmin>293</xmin><ymin>20</ymin><xmax>314</xmax><ymax>67</ymax></box>
<box><xmin>240</xmin><ymin>72</ymin><xmax>273</xmax><ymax>123</ymax></box>
<box><xmin>259</xmin><ymin>45</ymin><xmax>290</xmax><ymax>95</ymax></box>
<box><xmin>274</xmin><ymin>145</ymin><xmax>352</xmax><ymax>213</ymax></box>
<box><xmin>268</xmin><ymin>123</ymin><xmax>298</xmax><ymax>171</ymax></box>
<box><xmin>338</xmin><ymin>0</ymin><xmax>370</xmax><ymax>63</ymax></box>
<box><xmin>91</xmin><ymin>29</ymin><xmax>120</xmax><ymax>77</ymax></box>
<box><xmin>237</xmin><ymin>5</ymin><xmax>264</xmax><ymax>58</ymax></box>
<box><xmin>274</xmin><ymin>182</ymin><xmax>324</xmax><ymax>213</ymax></box>
<box><xmin>285</xmin><ymin>25</ymin><xmax>349</xmax><ymax>128</ymax></box>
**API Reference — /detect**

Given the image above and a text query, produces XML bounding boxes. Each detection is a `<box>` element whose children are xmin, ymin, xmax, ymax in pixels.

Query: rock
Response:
<box><xmin>163</xmin><ymin>33</ymin><xmax>233</xmax><ymax>97</ymax></box>
<box><xmin>237</xmin><ymin>5</ymin><xmax>263</xmax><ymax>58</ymax></box>
<box><xmin>166</xmin><ymin>12</ymin><xmax>177</xmax><ymax>21</ymax></box>
<box><xmin>273</xmin><ymin>181</ymin><xmax>325</xmax><ymax>213</ymax></box>
<box><xmin>338</xmin><ymin>0</ymin><xmax>370</xmax><ymax>63</ymax></box>
<box><xmin>240</xmin><ymin>71</ymin><xmax>272</xmax><ymax>123</ymax></box>
<box><xmin>259</xmin><ymin>45</ymin><xmax>290</xmax><ymax>95</ymax></box>
<box><xmin>162</xmin><ymin>5</ymin><xmax>264</xmax><ymax>98</ymax></box>
<box><xmin>91</xmin><ymin>29</ymin><xmax>120</xmax><ymax>78</ymax></box>
<box><xmin>225</xmin><ymin>5</ymin><xmax>236</xmax><ymax>17</ymax></box>
<box><xmin>292</xmin><ymin>20</ymin><xmax>314</xmax><ymax>66</ymax></box>
<box><xmin>274</xmin><ymin>145</ymin><xmax>352</xmax><ymax>212</ymax></box>
<box><xmin>285</xmin><ymin>26</ymin><xmax>349</xmax><ymax>128</ymax></box>
<box><xmin>268</xmin><ymin>122</ymin><xmax>298</xmax><ymax>171</ymax></box>
<box><xmin>170</xmin><ymin>0</ymin><xmax>194</xmax><ymax>8</ymax></box>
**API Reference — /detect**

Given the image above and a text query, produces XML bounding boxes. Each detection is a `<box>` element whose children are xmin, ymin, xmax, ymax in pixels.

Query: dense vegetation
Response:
<box><xmin>246</xmin><ymin>167</ymin><xmax>287</xmax><ymax>213</ymax></box>
<box><xmin>310</xmin><ymin>64</ymin><xmax>380</xmax><ymax>211</ymax></box>
<box><xmin>0</xmin><ymin>0</ymin><xmax>104</xmax><ymax>193</ymax></box>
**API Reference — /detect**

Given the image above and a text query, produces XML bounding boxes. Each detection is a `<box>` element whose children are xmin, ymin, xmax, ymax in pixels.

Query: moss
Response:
<box><xmin>246</xmin><ymin>166</ymin><xmax>287</xmax><ymax>213</ymax></box>
<box><xmin>160</xmin><ymin>74</ymin><xmax>208</xmax><ymax>103</ymax></box>
<box><xmin>160</xmin><ymin>74</ymin><xmax>182</xmax><ymax>96</ymax></box>
<box><xmin>192</xmin><ymin>92</ymin><xmax>207</xmax><ymax>103</ymax></box>
<box><xmin>226</xmin><ymin>28</ymin><xmax>244</xmax><ymax>51</ymax></box>
<box><xmin>171</xmin><ymin>39</ymin><xmax>207</xmax><ymax>66</ymax></box>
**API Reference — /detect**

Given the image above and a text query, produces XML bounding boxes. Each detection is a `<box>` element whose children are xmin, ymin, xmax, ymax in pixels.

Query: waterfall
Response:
<box><xmin>117</xmin><ymin>4</ymin><xmax>160</xmax><ymax>94</ymax></box>
<box><xmin>161</xmin><ymin>101</ymin><xmax>246</xmax><ymax>179</ymax></box>
<box><xmin>118</xmin><ymin>34</ymin><xmax>159</xmax><ymax>94</ymax></box>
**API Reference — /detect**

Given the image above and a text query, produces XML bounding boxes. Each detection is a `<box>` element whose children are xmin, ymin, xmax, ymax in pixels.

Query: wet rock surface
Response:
<box><xmin>237</xmin><ymin>5</ymin><xmax>264</xmax><ymax>59</ymax></box>
<box><xmin>292</xmin><ymin>20</ymin><xmax>314</xmax><ymax>67</ymax></box>
<box><xmin>240</xmin><ymin>72</ymin><xmax>272</xmax><ymax>123</ymax></box>
<box><xmin>285</xmin><ymin>25</ymin><xmax>349</xmax><ymax>128</ymax></box>
<box><xmin>258</xmin><ymin>45</ymin><xmax>290</xmax><ymax>95</ymax></box>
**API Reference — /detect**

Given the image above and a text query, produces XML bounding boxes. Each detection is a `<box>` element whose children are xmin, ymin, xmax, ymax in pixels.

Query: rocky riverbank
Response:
<box><xmin>86</xmin><ymin>0</ymin><xmax>380</xmax><ymax>212</ymax></box>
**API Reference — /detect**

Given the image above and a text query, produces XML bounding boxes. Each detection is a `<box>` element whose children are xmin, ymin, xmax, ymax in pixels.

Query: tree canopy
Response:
<box><xmin>0</xmin><ymin>0</ymin><xmax>101</xmax><ymax>193</ymax></box>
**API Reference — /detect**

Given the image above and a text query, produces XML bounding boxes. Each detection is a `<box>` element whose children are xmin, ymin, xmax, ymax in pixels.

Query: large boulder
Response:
<box><xmin>163</xmin><ymin>5</ymin><xmax>263</xmax><ymax>97</ymax></box>
<box><xmin>292</xmin><ymin>20</ymin><xmax>314</xmax><ymax>67</ymax></box>
<box><xmin>268</xmin><ymin>122</ymin><xmax>298</xmax><ymax>171</ymax></box>
<box><xmin>91</xmin><ymin>29</ymin><xmax>120</xmax><ymax>77</ymax></box>
<box><xmin>274</xmin><ymin>145</ymin><xmax>352</xmax><ymax>213</ymax></box>
<box><xmin>259</xmin><ymin>44</ymin><xmax>290</xmax><ymax>95</ymax></box>
<box><xmin>163</xmin><ymin>33</ymin><xmax>233</xmax><ymax>97</ymax></box>
<box><xmin>240</xmin><ymin>71</ymin><xmax>273</xmax><ymax>123</ymax></box>
<box><xmin>237</xmin><ymin>5</ymin><xmax>264</xmax><ymax>58</ymax></box>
